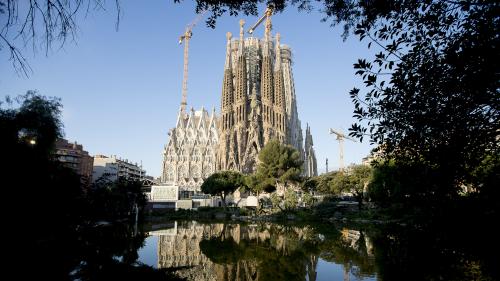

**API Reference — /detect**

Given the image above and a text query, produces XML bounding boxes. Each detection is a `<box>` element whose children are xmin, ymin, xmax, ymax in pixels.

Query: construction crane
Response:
<box><xmin>178</xmin><ymin>10</ymin><xmax>207</xmax><ymax>113</ymax></box>
<box><xmin>329</xmin><ymin>128</ymin><xmax>357</xmax><ymax>171</ymax></box>
<box><xmin>247</xmin><ymin>4</ymin><xmax>274</xmax><ymax>36</ymax></box>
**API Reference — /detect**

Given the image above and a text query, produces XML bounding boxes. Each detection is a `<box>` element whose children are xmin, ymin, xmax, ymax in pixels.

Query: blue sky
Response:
<box><xmin>0</xmin><ymin>1</ymin><xmax>375</xmax><ymax>177</ymax></box>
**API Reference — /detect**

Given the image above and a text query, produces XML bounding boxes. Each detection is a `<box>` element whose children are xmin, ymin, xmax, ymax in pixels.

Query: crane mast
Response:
<box><xmin>329</xmin><ymin>128</ymin><xmax>357</xmax><ymax>172</ymax></box>
<box><xmin>179</xmin><ymin>29</ymin><xmax>191</xmax><ymax>113</ymax></box>
<box><xmin>178</xmin><ymin>11</ymin><xmax>206</xmax><ymax>113</ymax></box>
<box><xmin>247</xmin><ymin>4</ymin><xmax>274</xmax><ymax>36</ymax></box>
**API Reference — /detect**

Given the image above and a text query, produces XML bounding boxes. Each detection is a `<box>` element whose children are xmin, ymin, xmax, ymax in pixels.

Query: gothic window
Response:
<box><xmin>176</xmin><ymin>130</ymin><xmax>183</xmax><ymax>140</ymax></box>
<box><xmin>204</xmin><ymin>149</ymin><xmax>213</xmax><ymax>162</ymax></box>
<box><xmin>191</xmin><ymin>165</ymin><xmax>201</xmax><ymax>179</ymax></box>
<box><xmin>178</xmin><ymin>165</ymin><xmax>187</xmax><ymax>179</ymax></box>
<box><xmin>188</xmin><ymin>130</ymin><xmax>195</xmax><ymax>145</ymax></box>
<box><xmin>167</xmin><ymin>167</ymin><xmax>175</xmax><ymax>182</ymax></box>
<box><xmin>181</xmin><ymin>149</ymin><xmax>187</xmax><ymax>162</ymax></box>
<box><xmin>193</xmin><ymin>148</ymin><xmax>201</xmax><ymax>161</ymax></box>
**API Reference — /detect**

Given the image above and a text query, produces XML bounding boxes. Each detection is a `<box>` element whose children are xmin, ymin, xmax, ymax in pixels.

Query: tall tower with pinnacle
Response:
<box><xmin>304</xmin><ymin>123</ymin><xmax>318</xmax><ymax>177</ymax></box>
<box><xmin>234</xmin><ymin>19</ymin><xmax>248</xmax><ymax>166</ymax></box>
<box><xmin>260</xmin><ymin>14</ymin><xmax>275</xmax><ymax>145</ymax></box>
<box><xmin>273</xmin><ymin>33</ymin><xmax>287</xmax><ymax>143</ymax></box>
<box><xmin>216</xmin><ymin>19</ymin><xmax>317</xmax><ymax>175</ymax></box>
<box><xmin>217</xmin><ymin>31</ymin><xmax>236</xmax><ymax>171</ymax></box>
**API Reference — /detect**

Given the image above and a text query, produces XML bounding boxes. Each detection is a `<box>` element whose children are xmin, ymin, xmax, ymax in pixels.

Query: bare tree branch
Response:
<box><xmin>0</xmin><ymin>0</ymin><xmax>120</xmax><ymax>77</ymax></box>
<box><xmin>0</xmin><ymin>32</ymin><xmax>32</xmax><ymax>77</ymax></box>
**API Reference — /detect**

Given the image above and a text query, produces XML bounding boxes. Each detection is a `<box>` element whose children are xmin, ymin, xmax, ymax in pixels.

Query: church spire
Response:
<box><xmin>235</xmin><ymin>19</ymin><xmax>247</xmax><ymax>109</ymax></box>
<box><xmin>221</xmin><ymin>32</ymin><xmax>234</xmax><ymax>131</ymax></box>
<box><xmin>224</xmin><ymin>32</ymin><xmax>232</xmax><ymax>70</ymax></box>
<box><xmin>264</xmin><ymin>5</ymin><xmax>272</xmax><ymax>54</ymax></box>
<box><xmin>304</xmin><ymin>123</ymin><xmax>318</xmax><ymax>176</ymax></box>
<box><xmin>274</xmin><ymin>33</ymin><xmax>282</xmax><ymax>71</ymax></box>
<box><xmin>261</xmin><ymin>12</ymin><xmax>275</xmax><ymax>143</ymax></box>
<box><xmin>238</xmin><ymin>19</ymin><xmax>245</xmax><ymax>57</ymax></box>
<box><xmin>235</xmin><ymin>19</ymin><xmax>248</xmax><ymax>164</ymax></box>
<box><xmin>274</xmin><ymin>33</ymin><xmax>287</xmax><ymax>143</ymax></box>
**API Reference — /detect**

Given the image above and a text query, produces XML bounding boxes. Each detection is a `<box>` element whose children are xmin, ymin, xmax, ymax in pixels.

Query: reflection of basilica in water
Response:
<box><xmin>150</xmin><ymin>221</ymin><xmax>318</xmax><ymax>281</ymax></box>
<box><xmin>147</xmin><ymin>221</ymin><xmax>375</xmax><ymax>281</ymax></box>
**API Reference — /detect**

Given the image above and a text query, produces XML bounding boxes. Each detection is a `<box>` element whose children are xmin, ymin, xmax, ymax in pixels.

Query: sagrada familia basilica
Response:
<box><xmin>161</xmin><ymin>16</ymin><xmax>317</xmax><ymax>193</ymax></box>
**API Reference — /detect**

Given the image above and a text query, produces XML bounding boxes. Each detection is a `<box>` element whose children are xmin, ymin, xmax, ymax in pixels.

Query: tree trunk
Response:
<box><xmin>356</xmin><ymin>193</ymin><xmax>363</xmax><ymax>210</ymax></box>
<box><xmin>221</xmin><ymin>193</ymin><xmax>227</xmax><ymax>210</ymax></box>
<box><xmin>256</xmin><ymin>191</ymin><xmax>260</xmax><ymax>214</ymax></box>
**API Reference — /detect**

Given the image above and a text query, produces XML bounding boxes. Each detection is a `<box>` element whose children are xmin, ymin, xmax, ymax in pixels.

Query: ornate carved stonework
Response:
<box><xmin>217</xmin><ymin>22</ymin><xmax>317</xmax><ymax>175</ymax></box>
<box><xmin>150</xmin><ymin>185</ymin><xmax>179</xmax><ymax>201</ymax></box>
<box><xmin>162</xmin><ymin>21</ymin><xmax>318</xmax><ymax>189</ymax></box>
<box><xmin>161</xmin><ymin>107</ymin><xmax>218</xmax><ymax>192</ymax></box>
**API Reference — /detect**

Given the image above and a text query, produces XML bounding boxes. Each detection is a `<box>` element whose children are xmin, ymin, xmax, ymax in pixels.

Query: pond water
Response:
<box><xmin>138</xmin><ymin>221</ymin><xmax>377</xmax><ymax>281</ymax></box>
<box><xmin>39</xmin><ymin>218</ymin><xmax>493</xmax><ymax>280</ymax></box>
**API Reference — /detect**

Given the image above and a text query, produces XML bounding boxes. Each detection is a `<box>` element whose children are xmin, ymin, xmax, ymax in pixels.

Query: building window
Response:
<box><xmin>191</xmin><ymin>165</ymin><xmax>201</xmax><ymax>179</ymax></box>
<box><xmin>179</xmin><ymin>191</ymin><xmax>194</xmax><ymax>199</ymax></box>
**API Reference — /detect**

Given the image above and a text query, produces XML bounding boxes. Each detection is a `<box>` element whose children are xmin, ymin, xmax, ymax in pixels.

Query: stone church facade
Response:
<box><xmin>161</xmin><ymin>107</ymin><xmax>218</xmax><ymax>192</ymax></box>
<box><xmin>160</xmin><ymin>19</ymin><xmax>318</xmax><ymax>195</ymax></box>
<box><xmin>217</xmin><ymin>20</ymin><xmax>317</xmax><ymax>175</ymax></box>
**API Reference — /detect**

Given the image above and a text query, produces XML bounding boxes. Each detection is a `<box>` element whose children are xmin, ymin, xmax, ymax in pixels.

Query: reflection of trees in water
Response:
<box><xmin>370</xmin><ymin>222</ymin><xmax>497</xmax><ymax>281</ymax></box>
<box><xmin>332</xmin><ymin>221</ymin><xmax>495</xmax><ymax>281</ymax></box>
<box><xmin>73</xmin><ymin>222</ymin><xmax>182</xmax><ymax>280</ymax></box>
<box><xmin>199</xmin><ymin>223</ymin><xmax>319</xmax><ymax>281</ymax></box>
<box><xmin>319</xmin><ymin>227</ymin><xmax>376</xmax><ymax>280</ymax></box>
<box><xmin>24</xmin><ymin>220</ymin><xmax>181</xmax><ymax>280</ymax></box>
<box><xmin>155</xmin><ymin>221</ymin><xmax>373</xmax><ymax>281</ymax></box>
<box><xmin>154</xmin><ymin>220</ymin><xmax>496</xmax><ymax>281</ymax></box>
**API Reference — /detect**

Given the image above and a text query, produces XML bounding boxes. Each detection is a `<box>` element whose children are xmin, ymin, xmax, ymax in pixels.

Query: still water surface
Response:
<box><xmin>57</xmin><ymin>218</ymin><xmax>493</xmax><ymax>280</ymax></box>
<box><xmin>138</xmin><ymin>221</ymin><xmax>376</xmax><ymax>281</ymax></box>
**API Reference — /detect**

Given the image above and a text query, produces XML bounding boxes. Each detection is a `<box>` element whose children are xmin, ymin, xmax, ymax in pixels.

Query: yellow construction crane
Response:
<box><xmin>178</xmin><ymin>10</ymin><xmax>207</xmax><ymax>113</ymax></box>
<box><xmin>329</xmin><ymin>128</ymin><xmax>357</xmax><ymax>171</ymax></box>
<box><xmin>247</xmin><ymin>4</ymin><xmax>274</xmax><ymax>37</ymax></box>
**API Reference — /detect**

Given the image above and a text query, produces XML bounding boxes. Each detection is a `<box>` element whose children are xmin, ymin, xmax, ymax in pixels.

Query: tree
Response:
<box><xmin>302</xmin><ymin>192</ymin><xmax>314</xmax><ymax>208</ymax></box>
<box><xmin>1</xmin><ymin>91</ymin><xmax>64</xmax><ymax>154</ymax></box>
<box><xmin>344</xmin><ymin>165</ymin><xmax>372</xmax><ymax>208</ymax></box>
<box><xmin>306</xmin><ymin>172</ymin><xmax>341</xmax><ymax>195</ymax></box>
<box><xmin>88</xmin><ymin>177</ymin><xmax>147</xmax><ymax>221</ymax></box>
<box><xmin>256</xmin><ymin>139</ymin><xmax>303</xmax><ymax>192</ymax></box>
<box><xmin>1</xmin><ymin>92</ymin><xmax>87</xmax><ymax>278</ymax></box>
<box><xmin>0</xmin><ymin>0</ymin><xmax>120</xmax><ymax>76</ymax></box>
<box><xmin>347</xmin><ymin>1</ymin><xmax>499</xmax><ymax>200</ymax></box>
<box><xmin>0</xmin><ymin>93</ymin><xmax>174</xmax><ymax>279</ymax></box>
<box><xmin>284</xmin><ymin>188</ymin><xmax>298</xmax><ymax>210</ymax></box>
<box><xmin>191</xmin><ymin>0</ymin><xmax>392</xmax><ymax>34</ymax></box>
<box><xmin>270</xmin><ymin>192</ymin><xmax>282</xmax><ymax>211</ymax></box>
<box><xmin>311</xmin><ymin>165</ymin><xmax>372</xmax><ymax>208</ymax></box>
<box><xmin>201</xmin><ymin>170</ymin><xmax>245</xmax><ymax>209</ymax></box>
<box><xmin>244</xmin><ymin>174</ymin><xmax>266</xmax><ymax>196</ymax></box>
<box><xmin>301</xmin><ymin>177</ymin><xmax>317</xmax><ymax>193</ymax></box>
<box><xmin>244</xmin><ymin>174</ymin><xmax>273</xmax><ymax>211</ymax></box>
<box><xmin>368</xmin><ymin>160</ymin><xmax>444</xmax><ymax>207</ymax></box>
